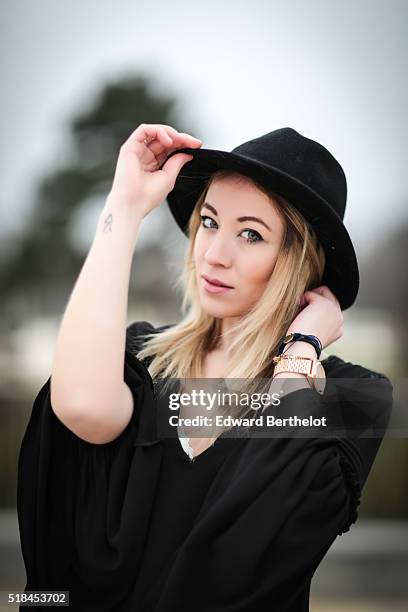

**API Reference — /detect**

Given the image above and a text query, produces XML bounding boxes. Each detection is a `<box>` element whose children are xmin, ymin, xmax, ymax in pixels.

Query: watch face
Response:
<box><xmin>314</xmin><ymin>363</ymin><xmax>326</xmax><ymax>394</ymax></box>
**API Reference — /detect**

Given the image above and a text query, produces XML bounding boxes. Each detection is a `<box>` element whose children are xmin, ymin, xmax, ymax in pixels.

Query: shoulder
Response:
<box><xmin>321</xmin><ymin>354</ymin><xmax>392</xmax><ymax>383</ymax></box>
<box><xmin>321</xmin><ymin>354</ymin><xmax>393</xmax><ymax>425</ymax></box>
<box><xmin>320</xmin><ymin>355</ymin><xmax>394</xmax><ymax>454</ymax></box>
<box><xmin>126</xmin><ymin>320</ymin><xmax>175</xmax><ymax>352</ymax></box>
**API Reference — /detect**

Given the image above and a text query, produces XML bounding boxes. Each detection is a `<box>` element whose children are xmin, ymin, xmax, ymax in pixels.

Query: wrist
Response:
<box><xmin>104</xmin><ymin>194</ymin><xmax>146</xmax><ymax>226</ymax></box>
<box><xmin>92</xmin><ymin>202</ymin><xmax>144</xmax><ymax>260</ymax></box>
<box><xmin>98</xmin><ymin>200</ymin><xmax>144</xmax><ymax>238</ymax></box>
<box><xmin>282</xmin><ymin>341</ymin><xmax>319</xmax><ymax>359</ymax></box>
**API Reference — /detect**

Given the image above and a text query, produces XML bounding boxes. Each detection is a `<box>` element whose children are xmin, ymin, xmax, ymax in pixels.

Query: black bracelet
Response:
<box><xmin>277</xmin><ymin>333</ymin><xmax>322</xmax><ymax>359</ymax></box>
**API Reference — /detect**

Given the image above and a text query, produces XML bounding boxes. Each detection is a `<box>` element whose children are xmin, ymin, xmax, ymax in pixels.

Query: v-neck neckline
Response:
<box><xmin>174</xmin><ymin>378</ymin><xmax>234</xmax><ymax>464</ymax></box>
<box><xmin>175</xmin><ymin>428</ymin><xmax>233</xmax><ymax>464</ymax></box>
<box><xmin>152</xmin><ymin>376</ymin><xmax>231</xmax><ymax>465</ymax></box>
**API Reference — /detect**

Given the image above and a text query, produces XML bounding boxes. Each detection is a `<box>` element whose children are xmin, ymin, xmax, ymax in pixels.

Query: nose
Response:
<box><xmin>204</xmin><ymin>232</ymin><xmax>233</xmax><ymax>267</ymax></box>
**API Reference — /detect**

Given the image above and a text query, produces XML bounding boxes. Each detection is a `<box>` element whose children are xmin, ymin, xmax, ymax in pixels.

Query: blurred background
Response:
<box><xmin>0</xmin><ymin>0</ymin><xmax>407</xmax><ymax>609</ymax></box>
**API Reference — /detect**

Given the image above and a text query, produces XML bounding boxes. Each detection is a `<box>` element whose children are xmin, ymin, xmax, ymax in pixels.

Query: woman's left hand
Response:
<box><xmin>286</xmin><ymin>286</ymin><xmax>344</xmax><ymax>350</ymax></box>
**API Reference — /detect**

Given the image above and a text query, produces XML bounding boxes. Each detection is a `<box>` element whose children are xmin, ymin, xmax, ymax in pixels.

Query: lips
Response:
<box><xmin>201</xmin><ymin>275</ymin><xmax>233</xmax><ymax>288</ymax></box>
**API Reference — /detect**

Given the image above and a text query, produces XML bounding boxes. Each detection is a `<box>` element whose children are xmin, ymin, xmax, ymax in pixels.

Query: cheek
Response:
<box><xmin>241</xmin><ymin>249</ymin><xmax>278</xmax><ymax>285</ymax></box>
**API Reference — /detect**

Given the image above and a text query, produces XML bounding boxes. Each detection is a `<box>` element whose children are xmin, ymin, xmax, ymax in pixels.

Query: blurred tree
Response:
<box><xmin>0</xmin><ymin>73</ymin><xmax>198</xmax><ymax>332</ymax></box>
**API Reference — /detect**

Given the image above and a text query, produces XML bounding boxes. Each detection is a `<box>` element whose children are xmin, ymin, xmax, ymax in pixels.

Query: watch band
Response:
<box><xmin>272</xmin><ymin>355</ymin><xmax>326</xmax><ymax>395</ymax></box>
<box><xmin>272</xmin><ymin>355</ymin><xmax>320</xmax><ymax>377</ymax></box>
<box><xmin>277</xmin><ymin>333</ymin><xmax>322</xmax><ymax>359</ymax></box>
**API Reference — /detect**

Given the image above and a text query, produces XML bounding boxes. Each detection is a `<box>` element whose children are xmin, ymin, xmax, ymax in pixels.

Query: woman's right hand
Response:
<box><xmin>107</xmin><ymin>123</ymin><xmax>202</xmax><ymax>219</ymax></box>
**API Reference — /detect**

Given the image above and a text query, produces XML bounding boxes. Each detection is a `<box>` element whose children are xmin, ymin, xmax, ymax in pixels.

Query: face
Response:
<box><xmin>193</xmin><ymin>174</ymin><xmax>286</xmax><ymax>325</ymax></box>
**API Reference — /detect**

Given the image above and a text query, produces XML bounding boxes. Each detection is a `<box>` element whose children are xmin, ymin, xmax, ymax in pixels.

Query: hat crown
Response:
<box><xmin>232</xmin><ymin>128</ymin><xmax>347</xmax><ymax>220</ymax></box>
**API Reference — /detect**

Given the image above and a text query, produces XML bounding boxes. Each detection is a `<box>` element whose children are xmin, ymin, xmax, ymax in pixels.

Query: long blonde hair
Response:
<box><xmin>136</xmin><ymin>169</ymin><xmax>325</xmax><ymax>395</ymax></box>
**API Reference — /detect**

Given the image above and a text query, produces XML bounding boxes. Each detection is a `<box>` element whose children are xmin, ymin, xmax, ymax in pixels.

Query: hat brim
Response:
<box><xmin>164</xmin><ymin>147</ymin><xmax>359</xmax><ymax>310</ymax></box>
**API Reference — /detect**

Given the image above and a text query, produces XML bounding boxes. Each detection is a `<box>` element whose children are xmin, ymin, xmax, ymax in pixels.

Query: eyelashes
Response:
<box><xmin>199</xmin><ymin>215</ymin><xmax>264</xmax><ymax>244</ymax></box>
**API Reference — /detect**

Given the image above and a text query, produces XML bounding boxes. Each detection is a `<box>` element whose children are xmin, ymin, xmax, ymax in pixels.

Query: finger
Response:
<box><xmin>310</xmin><ymin>286</ymin><xmax>331</xmax><ymax>300</ymax></box>
<box><xmin>143</xmin><ymin>126</ymin><xmax>173</xmax><ymax>148</ymax></box>
<box><xmin>128</xmin><ymin>125</ymin><xmax>167</xmax><ymax>145</ymax></box>
<box><xmin>144</xmin><ymin>127</ymin><xmax>174</xmax><ymax>156</ymax></box>
<box><xmin>122</xmin><ymin>127</ymin><xmax>172</xmax><ymax>168</ymax></box>
<box><xmin>150</xmin><ymin>129</ymin><xmax>202</xmax><ymax>160</ymax></box>
<box><xmin>125</xmin><ymin>126</ymin><xmax>201</xmax><ymax>168</ymax></box>
<box><xmin>151</xmin><ymin>138</ymin><xmax>201</xmax><ymax>170</ymax></box>
<box><xmin>160</xmin><ymin>125</ymin><xmax>202</xmax><ymax>145</ymax></box>
<box><xmin>128</xmin><ymin>124</ymin><xmax>201</xmax><ymax>149</ymax></box>
<box><xmin>298</xmin><ymin>293</ymin><xmax>307</xmax><ymax>308</ymax></box>
<box><xmin>160</xmin><ymin>152</ymin><xmax>194</xmax><ymax>182</ymax></box>
<box><xmin>151</xmin><ymin>129</ymin><xmax>202</xmax><ymax>160</ymax></box>
<box><xmin>316</xmin><ymin>285</ymin><xmax>340</xmax><ymax>306</ymax></box>
<box><xmin>175</xmin><ymin>130</ymin><xmax>202</xmax><ymax>144</ymax></box>
<box><xmin>303</xmin><ymin>289</ymin><xmax>324</xmax><ymax>303</ymax></box>
<box><xmin>119</xmin><ymin>125</ymin><xmax>170</xmax><ymax>156</ymax></box>
<box><xmin>148</xmin><ymin>134</ymin><xmax>199</xmax><ymax>168</ymax></box>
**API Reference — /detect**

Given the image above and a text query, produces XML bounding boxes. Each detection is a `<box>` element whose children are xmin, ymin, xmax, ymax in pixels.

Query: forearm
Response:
<box><xmin>50</xmin><ymin>197</ymin><xmax>143</xmax><ymax>412</ymax></box>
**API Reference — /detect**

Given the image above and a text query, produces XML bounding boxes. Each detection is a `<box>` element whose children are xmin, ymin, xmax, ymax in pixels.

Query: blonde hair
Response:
<box><xmin>136</xmin><ymin>169</ymin><xmax>325</xmax><ymax>411</ymax></box>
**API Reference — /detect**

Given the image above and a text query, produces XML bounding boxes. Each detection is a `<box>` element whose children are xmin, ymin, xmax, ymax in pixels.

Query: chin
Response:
<box><xmin>199</xmin><ymin>296</ymin><xmax>245</xmax><ymax>319</ymax></box>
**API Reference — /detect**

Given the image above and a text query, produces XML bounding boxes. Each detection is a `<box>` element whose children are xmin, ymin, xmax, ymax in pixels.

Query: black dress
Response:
<box><xmin>17</xmin><ymin>320</ymin><xmax>393</xmax><ymax>611</ymax></box>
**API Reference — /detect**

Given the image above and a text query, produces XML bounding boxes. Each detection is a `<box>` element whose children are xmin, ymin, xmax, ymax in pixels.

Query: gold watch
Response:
<box><xmin>272</xmin><ymin>355</ymin><xmax>326</xmax><ymax>395</ymax></box>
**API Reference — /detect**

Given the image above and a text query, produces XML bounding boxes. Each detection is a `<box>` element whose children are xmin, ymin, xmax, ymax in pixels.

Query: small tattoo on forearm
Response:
<box><xmin>102</xmin><ymin>213</ymin><xmax>113</xmax><ymax>233</ymax></box>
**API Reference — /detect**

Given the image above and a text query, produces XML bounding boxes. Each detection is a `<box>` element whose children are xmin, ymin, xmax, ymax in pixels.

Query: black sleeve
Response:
<box><xmin>125</xmin><ymin>320</ymin><xmax>156</xmax><ymax>355</ymax></box>
<box><xmin>17</xmin><ymin>321</ymin><xmax>163</xmax><ymax>611</ymax></box>
<box><xmin>323</xmin><ymin>360</ymin><xmax>394</xmax><ymax>495</ymax></box>
<box><xmin>269</xmin><ymin>362</ymin><xmax>394</xmax><ymax>535</ymax></box>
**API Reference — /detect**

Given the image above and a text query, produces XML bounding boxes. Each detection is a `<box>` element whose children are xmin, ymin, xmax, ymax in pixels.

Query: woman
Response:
<box><xmin>17</xmin><ymin>124</ymin><xmax>393</xmax><ymax>611</ymax></box>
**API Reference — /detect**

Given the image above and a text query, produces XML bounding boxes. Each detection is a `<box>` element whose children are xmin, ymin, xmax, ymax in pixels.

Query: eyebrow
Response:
<box><xmin>201</xmin><ymin>202</ymin><xmax>272</xmax><ymax>231</ymax></box>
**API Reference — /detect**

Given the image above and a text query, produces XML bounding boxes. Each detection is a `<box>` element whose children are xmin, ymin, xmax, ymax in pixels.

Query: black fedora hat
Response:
<box><xmin>164</xmin><ymin>127</ymin><xmax>359</xmax><ymax>311</ymax></box>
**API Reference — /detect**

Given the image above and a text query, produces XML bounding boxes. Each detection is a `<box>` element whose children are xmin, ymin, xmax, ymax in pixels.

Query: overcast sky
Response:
<box><xmin>1</xmin><ymin>0</ymin><xmax>407</xmax><ymax>260</ymax></box>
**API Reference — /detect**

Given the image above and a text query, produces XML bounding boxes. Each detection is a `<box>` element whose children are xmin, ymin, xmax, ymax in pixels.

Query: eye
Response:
<box><xmin>199</xmin><ymin>215</ymin><xmax>264</xmax><ymax>244</ymax></box>
<box><xmin>200</xmin><ymin>215</ymin><xmax>217</xmax><ymax>229</ymax></box>
<box><xmin>241</xmin><ymin>229</ymin><xmax>263</xmax><ymax>244</ymax></box>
